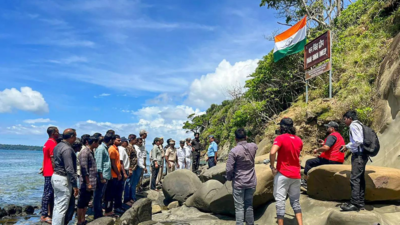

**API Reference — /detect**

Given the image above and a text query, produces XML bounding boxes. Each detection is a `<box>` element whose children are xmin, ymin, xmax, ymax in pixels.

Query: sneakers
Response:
<box><xmin>300</xmin><ymin>179</ymin><xmax>308</xmax><ymax>189</ymax></box>
<box><xmin>340</xmin><ymin>202</ymin><xmax>360</xmax><ymax>212</ymax></box>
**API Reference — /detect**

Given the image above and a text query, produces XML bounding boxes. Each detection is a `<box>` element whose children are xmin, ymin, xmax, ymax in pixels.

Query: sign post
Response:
<box><xmin>304</xmin><ymin>30</ymin><xmax>332</xmax><ymax>103</ymax></box>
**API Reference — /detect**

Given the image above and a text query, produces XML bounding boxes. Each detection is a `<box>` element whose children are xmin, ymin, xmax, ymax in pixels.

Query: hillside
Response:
<box><xmin>0</xmin><ymin>144</ymin><xmax>42</xmax><ymax>151</ymax></box>
<box><xmin>183</xmin><ymin>0</ymin><xmax>400</xmax><ymax>161</ymax></box>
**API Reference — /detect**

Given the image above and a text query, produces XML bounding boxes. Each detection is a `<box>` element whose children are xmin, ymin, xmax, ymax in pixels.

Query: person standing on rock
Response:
<box><xmin>184</xmin><ymin>138</ymin><xmax>192</xmax><ymax>169</ymax></box>
<box><xmin>138</xmin><ymin>130</ymin><xmax>148</xmax><ymax>189</ymax></box>
<box><xmin>226</xmin><ymin>128</ymin><xmax>258</xmax><ymax>225</ymax></box>
<box><xmin>51</xmin><ymin>128</ymin><xmax>79</xmax><ymax>225</ymax></box>
<box><xmin>165</xmin><ymin>140</ymin><xmax>179</xmax><ymax>173</ymax></box>
<box><xmin>151</xmin><ymin>137</ymin><xmax>162</xmax><ymax>190</ymax></box>
<box><xmin>191</xmin><ymin>133</ymin><xmax>202</xmax><ymax>173</ymax></box>
<box><xmin>207</xmin><ymin>135</ymin><xmax>218</xmax><ymax>168</ymax></box>
<box><xmin>131</xmin><ymin>138</ymin><xmax>147</xmax><ymax>201</ymax></box>
<box><xmin>119</xmin><ymin>137</ymin><xmax>131</xmax><ymax>205</ymax></box>
<box><xmin>269</xmin><ymin>118</ymin><xmax>303</xmax><ymax>225</ymax></box>
<box><xmin>93</xmin><ymin>133</ymin><xmax>112</xmax><ymax>219</ymax></box>
<box><xmin>156</xmin><ymin>137</ymin><xmax>165</xmax><ymax>186</ymax></box>
<box><xmin>177</xmin><ymin>140</ymin><xmax>186</xmax><ymax>169</ymax></box>
<box><xmin>340</xmin><ymin>110</ymin><xmax>368</xmax><ymax>212</ymax></box>
<box><xmin>124</xmin><ymin>134</ymin><xmax>138</xmax><ymax>206</ymax></box>
<box><xmin>40</xmin><ymin>126</ymin><xmax>59</xmax><ymax>224</ymax></box>
<box><xmin>77</xmin><ymin>136</ymin><xmax>99</xmax><ymax>225</ymax></box>
<box><xmin>301</xmin><ymin>121</ymin><xmax>345</xmax><ymax>190</ymax></box>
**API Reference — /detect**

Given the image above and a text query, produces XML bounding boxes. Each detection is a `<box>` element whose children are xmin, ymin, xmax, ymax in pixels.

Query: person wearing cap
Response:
<box><xmin>184</xmin><ymin>138</ymin><xmax>192</xmax><ymax>170</ymax></box>
<box><xmin>118</xmin><ymin>137</ymin><xmax>131</xmax><ymax>205</ymax></box>
<box><xmin>269</xmin><ymin>118</ymin><xmax>303</xmax><ymax>225</ymax></box>
<box><xmin>165</xmin><ymin>140</ymin><xmax>179</xmax><ymax>173</ymax></box>
<box><xmin>177</xmin><ymin>140</ymin><xmax>186</xmax><ymax>169</ymax></box>
<box><xmin>151</xmin><ymin>137</ymin><xmax>162</xmax><ymax>190</ymax></box>
<box><xmin>156</xmin><ymin>137</ymin><xmax>165</xmax><ymax>186</ymax></box>
<box><xmin>302</xmin><ymin>121</ymin><xmax>345</xmax><ymax>190</ymax></box>
<box><xmin>207</xmin><ymin>135</ymin><xmax>218</xmax><ymax>168</ymax></box>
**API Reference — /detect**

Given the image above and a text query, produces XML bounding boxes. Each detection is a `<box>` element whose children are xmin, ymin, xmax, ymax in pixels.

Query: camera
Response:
<box><xmin>339</xmin><ymin>146</ymin><xmax>346</xmax><ymax>152</ymax></box>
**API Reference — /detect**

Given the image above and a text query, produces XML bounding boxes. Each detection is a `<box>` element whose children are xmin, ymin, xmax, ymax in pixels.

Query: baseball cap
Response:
<box><xmin>139</xmin><ymin>129</ymin><xmax>147</xmax><ymax>135</ymax></box>
<box><xmin>180</xmin><ymin>140</ymin><xmax>185</xmax><ymax>144</ymax></box>
<box><xmin>324</xmin><ymin>121</ymin><xmax>339</xmax><ymax>129</ymax></box>
<box><xmin>121</xmin><ymin>137</ymin><xmax>128</xmax><ymax>143</ymax></box>
<box><xmin>208</xmin><ymin>135</ymin><xmax>215</xmax><ymax>138</ymax></box>
<box><xmin>278</xmin><ymin>118</ymin><xmax>294</xmax><ymax>127</ymax></box>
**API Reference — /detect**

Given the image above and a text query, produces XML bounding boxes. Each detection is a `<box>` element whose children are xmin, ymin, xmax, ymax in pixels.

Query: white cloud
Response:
<box><xmin>185</xmin><ymin>59</ymin><xmax>259</xmax><ymax>109</ymax></box>
<box><xmin>47</xmin><ymin>56</ymin><xmax>87</xmax><ymax>64</ymax></box>
<box><xmin>24</xmin><ymin>118</ymin><xmax>52</xmax><ymax>124</ymax></box>
<box><xmin>0</xmin><ymin>87</ymin><xmax>49</xmax><ymax>114</ymax></box>
<box><xmin>94</xmin><ymin>93</ymin><xmax>111</xmax><ymax>98</ymax></box>
<box><xmin>4</xmin><ymin>124</ymin><xmax>49</xmax><ymax>135</ymax></box>
<box><xmin>98</xmin><ymin>19</ymin><xmax>215</xmax><ymax>31</ymax></box>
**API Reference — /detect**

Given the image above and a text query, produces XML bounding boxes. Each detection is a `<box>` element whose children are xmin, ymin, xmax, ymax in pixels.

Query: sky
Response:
<box><xmin>0</xmin><ymin>0</ymin><xmax>280</xmax><ymax>147</ymax></box>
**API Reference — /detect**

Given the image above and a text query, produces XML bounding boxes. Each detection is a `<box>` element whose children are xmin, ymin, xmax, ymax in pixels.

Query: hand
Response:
<box><xmin>129</xmin><ymin>170</ymin><xmax>133</xmax><ymax>177</ymax></box>
<box><xmin>340</xmin><ymin>145</ymin><xmax>348</xmax><ymax>152</ymax></box>
<box><xmin>101</xmin><ymin>178</ymin><xmax>107</xmax><ymax>184</ymax></box>
<box><xmin>123</xmin><ymin>174</ymin><xmax>127</xmax><ymax>181</ymax></box>
<box><xmin>155</xmin><ymin>163</ymin><xmax>159</xmax><ymax>169</ymax></box>
<box><xmin>73</xmin><ymin>188</ymin><xmax>79</xmax><ymax>197</ymax></box>
<box><xmin>87</xmin><ymin>184</ymin><xmax>93</xmax><ymax>191</ymax></box>
<box><xmin>318</xmin><ymin>139</ymin><xmax>324</xmax><ymax>145</ymax></box>
<box><xmin>168</xmin><ymin>163</ymin><xmax>172</xmax><ymax>168</ymax></box>
<box><xmin>313</xmin><ymin>149</ymin><xmax>318</xmax><ymax>155</ymax></box>
<box><xmin>144</xmin><ymin>168</ymin><xmax>148</xmax><ymax>173</ymax></box>
<box><xmin>214</xmin><ymin>159</ymin><xmax>217</xmax><ymax>164</ymax></box>
<box><xmin>118</xmin><ymin>174</ymin><xmax>122</xmax><ymax>181</ymax></box>
<box><xmin>177</xmin><ymin>164</ymin><xmax>180</xmax><ymax>168</ymax></box>
<box><xmin>271</xmin><ymin>167</ymin><xmax>278</xmax><ymax>176</ymax></box>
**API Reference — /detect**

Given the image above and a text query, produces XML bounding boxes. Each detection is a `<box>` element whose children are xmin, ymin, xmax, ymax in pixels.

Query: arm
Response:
<box><xmin>345</xmin><ymin>123</ymin><xmax>363</xmax><ymax>150</ymax></box>
<box><xmin>315</xmin><ymin>136</ymin><xmax>337</xmax><ymax>154</ymax></box>
<box><xmin>80</xmin><ymin>150</ymin><xmax>92</xmax><ymax>189</ymax></box>
<box><xmin>226</xmin><ymin>150</ymin><xmax>235</xmax><ymax>181</ymax></box>
<box><xmin>152</xmin><ymin>146</ymin><xmax>159</xmax><ymax>168</ymax></box>
<box><xmin>50</xmin><ymin>145</ymin><xmax>56</xmax><ymax>169</ymax></box>
<box><xmin>269</xmin><ymin>144</ymin><xmax>280</xmax><ymax>176</ymax></box>
<box><xmin>63</xmin><ymin>148</ymin><xmax>78</xmax><ymax>188</ymax></box>
<box><xmin>137</xmin><ymin>148</ymin><xmax>145</xmax><ymax>169</ymax></box>
<box><xmin>214</xmin><ymin>143</ymin><xmax>218</xmax><ymax>163</ymax></box>
<box><xmin>95</xmin><ymin>148</ymin><xmax>105</xmax><ymax>181</ymax></box>
<box><xmin>111</xmin><ymin>158</ymin><xmax>121</xmax><ymax>179</ymax></box>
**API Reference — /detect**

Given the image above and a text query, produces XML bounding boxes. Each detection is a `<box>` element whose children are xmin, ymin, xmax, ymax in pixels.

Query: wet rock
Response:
<box><xmin>4</xmin><ymin>205</ymin><xmax>16</xmax><ymax>216</ymax></box>
<box><xmin>0</xmin><ymin>208</ymin><xmax>7</xmax><ymax>218</ymax></box>
<box><xmin>118</xmin><ymin>198</ymin><xmax>152</xmax><ymax>225</ymax></box>
<box><xmin>167</xmin><ymin>201</ymin><xmax>179</xmax><ymax>210</ymax></box>
<box><xmin>87</xmin><ymin>217</ymin><xmax>115</xmax><ymax>225</ymax></box>
<box><xmin>151</xmin><ymin>205</ymin><xmax>162</xmax><ymax>214</ymax></box>
<box><xmin>23</xmin><ymin>205</ymin><xmax>35</xmax><ymax>215</ymax></box>
<box><xmin>15</xmin><ymin>206</ymin><xmax>22</xmax><ymax>215</ymax></box>
<box><xmin>199</xmin><ymin>163</ymin><xmax>227</xmax><ymax>183</ymax></box>
<box><xmin>141</xmin><ymin>178</ymin><xmax>150</xmax><ymax>188</ymax></box>
<box><xmin>162</xmin><ymin>169</ymin><xmax>202</xmax><ymax>204</ymax></box>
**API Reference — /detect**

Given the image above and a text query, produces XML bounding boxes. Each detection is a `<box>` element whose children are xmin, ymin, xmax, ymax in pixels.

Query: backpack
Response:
<box><xmin>354</xmin><ymin>121</ymin><xmax>380</xmax><ymax>157</ymax></box>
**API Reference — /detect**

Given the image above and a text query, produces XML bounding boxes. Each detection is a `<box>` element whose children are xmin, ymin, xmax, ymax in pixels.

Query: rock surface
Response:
<box><xmin>254</xmin><ymin>153</ymin><xmax>270</xmax><ymax>164</ymax></box>
<box><xmin>199</xmin><ymin>163</ymin><xmax>227</xmax><ymax>183</ymax></box>
<box><xmin>152</xmin><ymin>205</ymin><xmax>162</xmax><ymax>214</ymax></box>
<box><xmin>4</xmin><ymin>205</ymin><xmax>16</xmax><ymax>216</ymax></box>
<box><xmin>23</xmin><ymin>205</ymin><xmax>34</xmax><ymax>214</ymax></box>
<box><xmin>88</xmin><ymin>217</ymin><xmax>115</xmax><ymax>225</ymax></box>
<box><xmin>300</xmin><ymin>155</ymin><xmax>316</xmax><ymax>168</ymax></box>
<box><xmin>167</xmin><ymin>201</ymin><xmax>179</xmax><ymax>210</ymax></box>
<box><xmin>162</xmin><ymin>169</ymin><xmax>202</xmax><ymax>204</ymax></box>
<box><xmin>117</xmin><ymin>198</ymin><xmax>152</xmax><ymax>225</ymax></box>
<box><xmin>255</xmin><ymin>137</ymin><xmax>271</xmax><ymax>156</ymax></box>
<box><xmin>308</xmin><ymin>165</ymin><xmax>400</xmax><ymax>201</ymax></box>
<box><xmin>185</xmin><ymin>180</ymin><xmax>223</xmax><ymax>212</ymax></box>
<box><xmin>0</xmin><ymin>208</ymin><xmax>6</xmax><ymax>218</ymax></box>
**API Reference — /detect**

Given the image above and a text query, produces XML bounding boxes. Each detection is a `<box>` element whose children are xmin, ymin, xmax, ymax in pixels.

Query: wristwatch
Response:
<box><xmin>270</xmin><ymin>165</ymin><xmax>275</xmax><ymax>169</ymax></box>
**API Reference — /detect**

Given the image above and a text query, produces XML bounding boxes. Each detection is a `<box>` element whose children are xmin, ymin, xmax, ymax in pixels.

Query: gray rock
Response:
<box><xmin>151</xmin><ymin>205</ymin><xmax>162</xmax><ymax>214</ymax></box>
<box><xmin>209</xmin><ymin>181</ymin><xmax>235</xmax><ymax>216</ymax></box>
<box><xmin>326</xmin><ymin>210</ymin><xmax>380</xmax><ymax>225</ymax></box>
<box><xmin>167</xmin><ymin>201</ymin><xmax>179</xmax><ymax>210</ymax></box>
<box><xmin>162</xmin><ymin>169</ymin><xmax>202</xmax><ymax>204</ymax></box>
<box><xmin>23</xmin><ymin>205</ymin><xmax>35</xmax><ymax>214</ymax></box>
<box><xmin>145</xmin><ymin>190</ymin><xmax>166</xmax><ymax>206</ymax></box>
<box><xmin>185</xmin><ymin>180</ymin><xmax>223</xmax><ymax>212</ymax></box>
<box><xmin>199</xmin><ymin>163</ymin><xmax>227</xmax><ymax>183</ymax></box>
<box><xmin>87</xmin><ymin>217</ymin><xmax>115</xmax><ymax>225</ymax></box>
<box><xmin>117</xmin><ymin>198</ymin><xmax>152</xmax><ymax>225</ymax></box>
<box><xmin>4</xmin><ymin>205</ymin><xmax>16</xmax><ymax>216</ymax></box>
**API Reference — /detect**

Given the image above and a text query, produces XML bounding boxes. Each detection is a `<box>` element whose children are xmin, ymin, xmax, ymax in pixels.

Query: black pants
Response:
<box><xmin>304</xmin><ymin>157</ymin><xmax>342</xmax><ymax>175</ymax></box>
<box><xmin>208</xmin><ymin>157</ymin><xmax>216</xmax><ymax>168</ymax></box>
<box><xmin>192</xmin><ymin>151</ymin><xmax>200</xmax><ymax>173</ymax></box>
<box><xmin>151</xmin><ymin>166</ymin><xmax>160</xmax><ymax>190</ymax></box>
<box><xmin>350</xmin><ymin>153</ymin><xmax>368</xmax><ymax>207</ymax></box>
<box><xmin>105</xmin><ymin>178</ymin><xmax>123</xmax><ymax>213</ymax></box>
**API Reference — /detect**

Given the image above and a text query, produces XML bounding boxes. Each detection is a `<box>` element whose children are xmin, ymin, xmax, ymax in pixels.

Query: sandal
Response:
<box><xmin>40</xmin><ymin>217</ymin><xmax>52</xmax><ymax>224</ymax></box>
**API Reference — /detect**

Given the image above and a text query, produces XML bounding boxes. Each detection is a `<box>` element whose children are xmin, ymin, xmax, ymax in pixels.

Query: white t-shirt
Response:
<box><xmin>135</xmin><ymin>145</ymin><xmax>145</xmax><ymax>169</ymax></box>
<box><xmin>118</xmin><ymin>146</ymin><xmax>130</xmax><ymax>170</ymax></box>
<box><xmin>184</xmin><ymin>146</ymin><xmax>192</xmax><ymax>159</ymax></box>
<box><xmin>177</xmin><ymin>146</ymin><xmax>186</xmax><ymax>159</ymax></box>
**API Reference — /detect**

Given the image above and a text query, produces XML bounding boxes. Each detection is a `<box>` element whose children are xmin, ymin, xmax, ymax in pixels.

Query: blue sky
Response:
<box><xmin>0</xmin><ymin>0</ymin><xmax>280</xmax><ymax>146</ymax></box>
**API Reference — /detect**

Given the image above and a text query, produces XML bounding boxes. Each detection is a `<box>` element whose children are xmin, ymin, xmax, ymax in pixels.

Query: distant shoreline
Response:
<box><xmin>0</xmin><ymin>144</ymin><xmax>42</xmax><ymax>151</ymax></box>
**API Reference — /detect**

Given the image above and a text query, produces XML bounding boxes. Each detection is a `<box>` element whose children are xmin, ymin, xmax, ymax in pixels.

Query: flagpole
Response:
<box><xmin>306</xmin><ymin>80</ymin><xmax>308</xmax><ymax>103</ymax></box>
<box><xmin>329</xmin><ymin>30</ymin><xmax>333</xmax><ymax>98</ymax></box>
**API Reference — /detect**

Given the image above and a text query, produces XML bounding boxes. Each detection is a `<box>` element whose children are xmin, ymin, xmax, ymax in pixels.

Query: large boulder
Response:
<box><xmin>23</xmin><ymin>205</ymin><xmax>34</xmax><ymax>214</ymax></box>
<box><xmin>4</xmin><ymin>205</ymin><xmax>16</xmax><ymax>216</ymax></box>
<box><xmin>185</xmin><ymin>180</ymin><xmax>223</xmax><ymax>212</ymax></box>
<box><xmin>162</xmin><ymin>169</ymin><xmax>202</xmax><ymax>204</ymax></box>
<box><xmin>255</xmin><ymin>154</ymin><xmax>269</xmax><ymax>164</ymax></box>
<box><xmin>88</xmin><ymin>217</ymin><xmax>115</xmax><ymax>225</ymax></box>
<box><xmin>308</xmin><ymin>165</ymin><xmax>400</xmax><ymax>201</ymax></box>
<box><xmin>199</xmin><ymin>163</ymin><xmax>227</xmax><ymax>183</ymax></box>
<box><xmin>256</xmin><ymin>137</ymin><xmax>271</xmax><ymax>156</ymax></box>
<box><xmin>117</xmin><ymin>198</ymin><xmax>152</xmax><ymax>225</ymax></box>
<box><xmin>209</xmin><ymin>164</ymin><xmax>274</xmax><ymax>216</ymax></box>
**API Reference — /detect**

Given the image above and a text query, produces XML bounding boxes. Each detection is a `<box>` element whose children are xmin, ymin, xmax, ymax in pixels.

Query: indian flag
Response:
<box><xmin>273</xmin><ymin>16</ymin><xmax>307</xmax><ymax>62</ymax></box>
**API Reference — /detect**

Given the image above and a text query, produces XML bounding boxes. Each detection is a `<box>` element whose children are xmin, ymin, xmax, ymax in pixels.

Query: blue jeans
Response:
<box><xmin>123</xmin><ymin>174</ymin><xmax>131</xmax><ymax>203</ymax></box>
<box><xmin>93</xmin><ymin>176</ymin><xmax>107</xmax><ymax>219</ymax></box>
<box><xmin>130</xmin><ymin>167</ymin><xmax>143</xmax><ymax>201</ymax></box>
<box><xmin>208</xmin><ymin>157</ymin><xmax>216</xmax><ymax>168</ymax></box>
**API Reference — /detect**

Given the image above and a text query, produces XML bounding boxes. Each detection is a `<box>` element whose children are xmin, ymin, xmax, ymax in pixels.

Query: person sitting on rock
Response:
<box><xmin>269</xmin><ymin>118</ymin><xmax>303</xmax><ymax>225</ymax></box>
<box><xmin>165</xmin><ymin>140</ymin><xmax>179</xmax><ymax>173</ymax></box>
<box><xmin>177</xmin><ymin>140</ymin><xmax>186</xmax><ymax>169</ymax></box>
<box><xmin>301</xmin><ymin>121</ymin><xmax>345</xmax><ymax>189</ymax></box>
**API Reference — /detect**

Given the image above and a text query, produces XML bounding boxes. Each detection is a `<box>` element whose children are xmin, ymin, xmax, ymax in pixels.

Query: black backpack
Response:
<box><xmin>354</xmin><ymin>121</ymin><xmax>380</xmax><ymax>157</ymax></box>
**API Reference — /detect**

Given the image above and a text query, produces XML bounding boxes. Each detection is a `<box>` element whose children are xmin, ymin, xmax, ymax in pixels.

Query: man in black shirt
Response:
<box><xmin>191</xmin><ymin>133</ymin><xmax>202</xmax><ymax>174</ymax></box>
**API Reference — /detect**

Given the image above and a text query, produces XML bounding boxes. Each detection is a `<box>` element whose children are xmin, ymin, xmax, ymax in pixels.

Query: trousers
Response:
<box><xmin>192</xmin><ymin>151</ymin><xmax>200</xmax><ymax>173</ymax></box>
<box><xmin>51</xmin><ymin>174</ymin><xmax>72</xmax><ymax>225</ymax></box>
<box><xmin>304</xmin><ymin>157</ymin><xmax>342</xmax><ymax>175</ymax></box>
<box><xmin>93</xmin><ymin>176</ymin><xmax>107</xmax><ymax>219</ymax></box>
<box><xmin>273</xmin><ymin>172</ymin><xmax>302</xmax><ymax>219</ymax></box>
<box><xmin>151</xmin><ymin>166</ymin><xmax>160</xmax><ymax>190</ymax></box>
<box><xmin>350</xmin><ymin>153</ymin><xmax>368</xmax><ymax>207</ymax></box>
<box><xmin>233</xmin><ymin>187</ymin><xmax>256</xmax><ymax>225</ymax></box>
<box><xmin>41</xmin><ymin>176</ymin><xmax>54</xmax><ymax>217</ymax></box>
<box><xmin>130</xmin><ymin>167</ymin><xmax>143</xmax><ymax>201</ymax></box>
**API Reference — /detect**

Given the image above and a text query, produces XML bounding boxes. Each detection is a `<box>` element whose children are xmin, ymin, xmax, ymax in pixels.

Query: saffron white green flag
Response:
<box><xmin>273</xmin><ymin>16</ymin><xmax>307</xmax><ymax>62</ymax></box>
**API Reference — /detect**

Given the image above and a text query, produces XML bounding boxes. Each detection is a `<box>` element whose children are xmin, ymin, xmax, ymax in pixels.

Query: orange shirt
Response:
<box><xmin>108</xmin><ymin>145</ymin><xmax>122</xmax><ymax>179</ymax></box>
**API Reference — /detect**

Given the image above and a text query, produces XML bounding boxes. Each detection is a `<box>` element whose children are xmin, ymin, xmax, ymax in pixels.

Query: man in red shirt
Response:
<box><xmin>269</xmin><ymin>118</ymin><xmax>303</xmax><ymax>225</ymax></box>
<box><xmin>302</xmin><ymin>121</ymin><xmax>345</xmax><ymax>189</ymax></box>
<box><xmin>41</xmin><ymin>126</ymin><xmax>59</xmax><ymax>224</ymax></box>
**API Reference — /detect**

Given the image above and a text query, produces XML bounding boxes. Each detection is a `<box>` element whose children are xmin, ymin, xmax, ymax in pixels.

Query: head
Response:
<box><xmin>140</xmin><ymin>130</ymin><xmax>147</xmax><ymax>139</ymax></box>
<box><xmin>63</xmin><ymin>128</ymin><xmax>77</xmax><ymax>144</ymax></box>
<box><xmin>88</xmin><ymin>136</ymin><xmax>99</xmax><ymax>149</ymax></box>
<box><xmin>103</xmin><ymin>133</ymin><xmax>114</xmax><ymax>146</ymax></box>
<box><xmin>81</xmin><ymin>134</ymin><xmax>90</xmax><ymax>146</ymax></box>
<box><xmin>194</xmin><ymin>132</ymin><xmax>199</xmax><ymax>139</ymax></box>
<box><xmin>153</xmin><ymin>137</ymin><xmax>161</xmax><ymax>146</ymax></box>
<box><xmin>166</xmin><ymin>138</ymin><xmax>172</xmax><ymax>146</ymax></box>
<box><xmin>106</xmin><ymin>130</ymin><xmax>115</xmax><ymax>136</ymax></box>
<box><xmin>56</xmin><ymin>134</ymin><xmax>63</xmax><ymax>143</ymax></box>
<box><xmin>180</xmin><ymin>140</ymin><xmax>185</xmax><ymax>148</ymax></box>
<box><xmin>324</xmin><ymin>121</ymin><xmax>339</xmax><ymax>135</ymax></box>
<box><xmin>93</xmin><ymin>133</ymin><xmax>103</xmax><ymax>144</ymax></box>
<box><xmin>186</xmin><ymin>138</ymin><xmax>191</xmax><ymax>145</ymax></box>
<box><xmin>136</xmin><ymin>137</ymin><xmax>143</xmax><ymax>146</ymax></box>
<box><xmin>278</xmin><ymin>118</ymin><xmax>296</xmax><ymax>135</ymax></box>
<box><xmin>169</xmin><ymin>140</ymin><xmax>176</xmax><ymax>147</ymax></box>
<box><xmin>129</xmin><ymin>134</ymin><xmax>137</xmax><ymax>145</ymax></box>
<box><xmin>235</xmin><ymin>128</ymin><xmax>247</xmax><ymax>142</ymax></box>
<box><xmin>120</xmin><ymin>137</ymin><xmax>128</xmax><ymax>147</ymax></box>
<box><xmin>113</xmin><ymin>135</ymin><xmax>121</xmax><ymax>146</ymax></box>
<box><xmin>47</xmin><ymin>126</ymin><xmax>59</xmax><ymax>139</ymax></box>
<box><xmin>72</xmin><ymin>138</ymin><xmax>82</xmax><ymax>152</ymax></box>
<box><xmin>208</xmin><ymin>135</ymin><xmax>215</xmax><ymax>143</ymax></box>
<box><xmin>343</xmin><ymin>110</ymin><xmax>357</xmax><ymax>127</ymax></box>
<box><xmin>159</xmin><ymin>137</ymin><xmax>164</xmax><ymax>145</ymax></box>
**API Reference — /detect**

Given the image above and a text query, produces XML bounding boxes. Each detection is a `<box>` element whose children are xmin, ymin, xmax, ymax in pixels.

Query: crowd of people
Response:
<box><xmin>39</xmin><ymin>128</ymin><xmax>204</xmax><ymax>225</ymax></box>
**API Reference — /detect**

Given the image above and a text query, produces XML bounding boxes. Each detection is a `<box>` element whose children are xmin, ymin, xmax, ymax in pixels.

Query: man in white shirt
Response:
<box><xmin>118</xmin><ymin>137</ymin><xmax>130</xmax><ymax>205</ymax></box>
<box><xmin>177</xmin><ymin>141</ymin><xmax>186</xmax><ymax>169</ymax></box>
<box><xmin>340</xmin><ymin>110</ymin><xmax>368</xmax><ymax>212</ymax></box>
<box><xmin>184</xmin><ymin>138</ymin><xmax>192</xmax><ymax>170</ymax></box>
